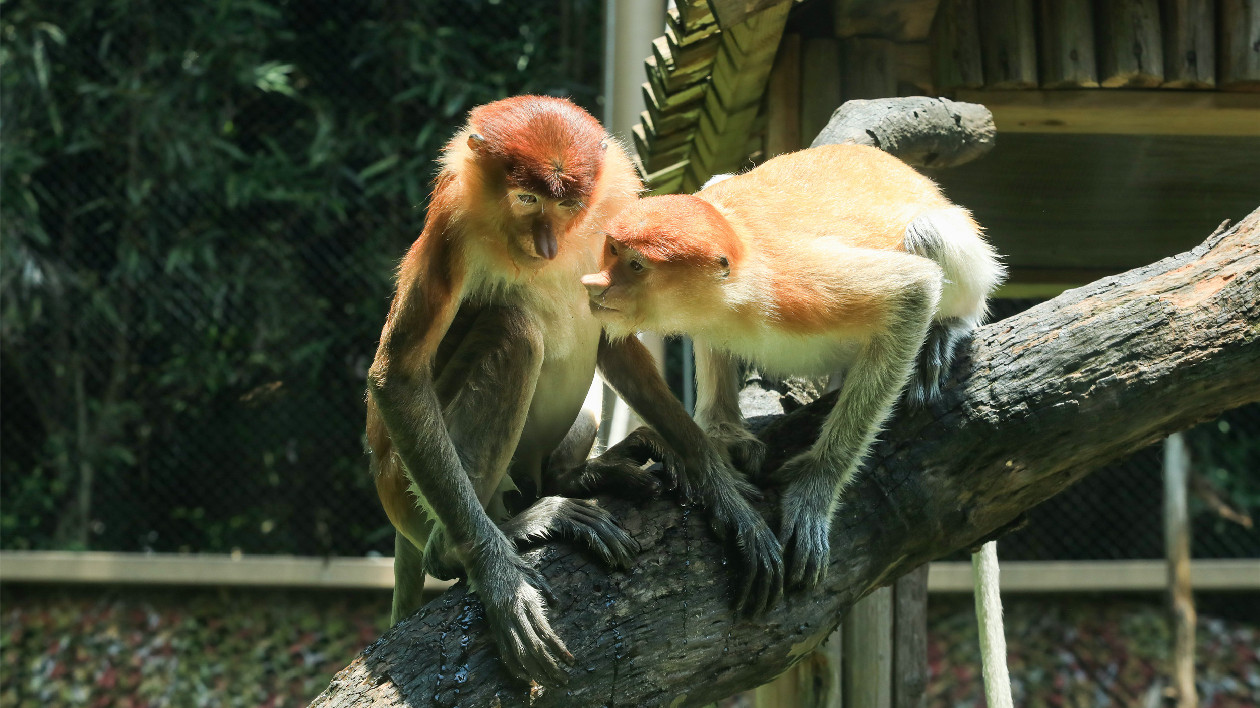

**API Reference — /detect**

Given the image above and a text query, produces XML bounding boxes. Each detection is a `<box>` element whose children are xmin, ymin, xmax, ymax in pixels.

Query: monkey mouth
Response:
<box><xmin>588</xmin><ymin>301</ymin><xmax>618</xmax><ymax>314</ymax></box>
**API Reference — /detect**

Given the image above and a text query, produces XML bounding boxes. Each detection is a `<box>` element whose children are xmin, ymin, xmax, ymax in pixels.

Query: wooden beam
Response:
<box><xmin>765</xmin><ymin>33</ymin><xmax>802</xmax><ymax>157</ymax></box>
<box><xmin>927</xmin><ymin>559</ymin><xmax>1260</xmax><ymax>592</ymax></box>
<box><xmin>1161</xmin><ymin>0</ymin><xmax>1215</xmax><ymax>88</ymax></box>
<box><xmin>5</xmin><ymin>553</ymin><xmax>1254</xmax><ymax>594</ymax></box>
<box><xmin>800</xmin><ymin>37</ymin><xmax>844</xmax><ymax>142</ymax></box>
<box><xmin>1096</xmin><ymin>0</ymin><xmax>1165</xmax><ymax>87</ymax></box>
<box><xmin>977</xmin><ymin>0</ymin><xmax>1038</xmax><ymax>88</ymax></box>
<box><xmin>832</xmin><ymin>0</ymin><xmax>942</xmax><ymax>41</ymax></box>
<box><xmin>955</xmin><ymin>89</ymin><xmax>1260</xmax><ymax>135</ymax></box>
<box><xmin>896</xmin><ymin>42</ymin><xmax>935</xmax><ymax>95</ymax></box>
<box><xmin>930</xmin><ymin>0</ymin><xmax>984</xmax><ymax>91</ymax></box>
<box><xmin>1037</xmin><ymin>0</ymin><xmax>1100</xmax><ymax>88</ymax></box>
<box><xmin>892</xmin><ymin>566</ymin><xmax>930</xmax><ymax>708</ymax></box>
<box><xmin>0</xmin><ymin>550</ymin><xmax>452</xmax><ymax>591</ymax></box>
<box><xmin>1219</xmin><ymin>0</ymin><xmax>1260</xmax><ymax>91</ymax></box>
<box><xmin>842</xmin><ymin>37</ymin><xmax>899</xmax><ymax>99</ymax></box>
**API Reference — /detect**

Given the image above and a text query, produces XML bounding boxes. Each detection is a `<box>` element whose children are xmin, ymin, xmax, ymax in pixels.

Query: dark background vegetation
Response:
<box><xmin>2</xmin><ymin>0</ymin><xmax>1256</xmax><ymax>561</ymax></box>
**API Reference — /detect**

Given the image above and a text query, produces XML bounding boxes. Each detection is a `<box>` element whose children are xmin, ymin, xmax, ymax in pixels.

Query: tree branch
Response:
<box><xmin>312</xmin><ymin>206</ymin><xmax>1260</xmax><ymax>707</ymax></box>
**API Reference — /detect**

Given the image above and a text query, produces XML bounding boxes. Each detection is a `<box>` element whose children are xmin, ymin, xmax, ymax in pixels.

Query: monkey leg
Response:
<box><xmin>390</xmin><ymin>531</ymin><xmax>430</xmax><ymax>624</ymax></box>
<box><xmin>906</xmin><ymin>316</ymin><xmax>970</xmax><ymax>406</ymax></box>
<box><xmin>598</xmin><ymin>334</ymin><xmax>784</xmax><ymax>617</ymax></box>
<box><xmin>693</xmin><ymin>342</ymin><xmax>767</xmax><ymax>475</ymax></box>
<box><xmin>775</xmin><ymin>261</ymin><xmax>941</xmax><ymax>591</ymax></box>
<box><xmin>547</xmin><ymin>419</ymin><xmax>675</xmax><ymax>500</ymax></box>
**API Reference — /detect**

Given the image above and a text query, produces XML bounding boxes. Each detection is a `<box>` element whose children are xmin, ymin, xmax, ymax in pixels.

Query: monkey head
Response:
<box><xmin>463</xmin><ymin>96</ymin><xmax>608</xmax><ymax>266</ymax></box>
<box><xmin>581</xmin><ymin>194</ymin><xmax>741</xmax><ymax>340</ymax></box>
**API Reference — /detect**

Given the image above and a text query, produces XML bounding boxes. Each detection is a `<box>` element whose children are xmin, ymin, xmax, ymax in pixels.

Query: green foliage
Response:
<box><xmin>0</xmin><ymin>0</ymin><xmax>604</xmax><ymax>553</ymax></box>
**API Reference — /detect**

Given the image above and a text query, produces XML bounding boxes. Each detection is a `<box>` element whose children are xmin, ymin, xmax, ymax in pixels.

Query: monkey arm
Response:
<box><xmin>596</xmin><ymin>334</ymin><xmax>785</xmax><ymax>616</ymax></box>
<box><xmin>369</xmin><ymin>303</ymin><xmax>574</xmax><ymax>685</ymax></box>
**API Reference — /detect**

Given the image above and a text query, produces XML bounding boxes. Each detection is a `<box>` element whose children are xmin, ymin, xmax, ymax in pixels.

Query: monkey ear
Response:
<box><xmin>718</xmin><ymin>255</ymin><xmax>730</xmax><ymax>278</ymax></box>
<box><xmin>468</xmin><ymin>133</ymin><xmax>488</xmax><ymax>153</ymax></box>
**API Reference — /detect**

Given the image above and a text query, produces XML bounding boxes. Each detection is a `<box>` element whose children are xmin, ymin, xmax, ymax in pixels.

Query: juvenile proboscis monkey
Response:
<box><xmin>366</xmin><ymin>96</ymin><xmax>656</xmax><ymax>685</ymax></box>
<box><xmin>581</xmin><ymin>143</ymin><xmax>1005</xmax><ymax>592</ymax></box>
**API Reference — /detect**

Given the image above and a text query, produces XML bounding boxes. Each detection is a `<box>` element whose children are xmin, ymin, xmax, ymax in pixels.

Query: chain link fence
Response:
<box><xmin>3</xmin><ymin>2</ymin><xmax>1256</xmax><ymax>564</ymax></box>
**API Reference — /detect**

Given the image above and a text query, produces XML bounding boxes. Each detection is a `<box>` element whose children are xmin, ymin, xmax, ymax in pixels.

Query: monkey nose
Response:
<box><xmin>580</xmin><ymin>273</ymin><xmax>610</xmax><ymax>294</ymax></box>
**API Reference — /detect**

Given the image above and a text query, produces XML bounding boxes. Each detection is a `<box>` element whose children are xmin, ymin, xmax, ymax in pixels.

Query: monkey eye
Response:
<box><xmin>516</xmin><ymin>193</ymin><xmax>538</xmax><ymax>205</ymax></box>
<box><xmin>559</xmin><ymin>198</ymin><xmax>580</xmax><ymax>209</ymax></box>
<box><xmin>629</xmin><ymin>260</ymin><xmax>644</xmax><ymax>273</ymax></box>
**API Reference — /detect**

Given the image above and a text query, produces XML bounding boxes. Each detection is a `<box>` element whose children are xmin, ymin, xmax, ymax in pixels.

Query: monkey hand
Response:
<box><xmin>775</xmin><ymin>457</ymin><xmax>835</xmax><ymax>591</ymax></box>
<box><xmin>468</xmin><ymin>545</ymin><xmax>574</xmax><ymax>686</ymax></box>
<box><xmin>420</xmin><ymin>526</ymin><xmax>465</xmax><ymax>581</ymax></box>
<box><xmin>705</xmin><ymin>421</ymin><xmax>767</xmax><ymax>477</ymax></box>
<box><xmin>690</xmin><ymin>452</ymin><xmax>784</xmax><ymax>617</ymax></box>
<box><xmin>553</xmin><ymin>427</ymin><xmax>679</xmax><ymax>500</ymax></box>
<box><xmin>499</xmin><ymin>497</ymin><xmax>640</xmax><ymax>571</ymax></box>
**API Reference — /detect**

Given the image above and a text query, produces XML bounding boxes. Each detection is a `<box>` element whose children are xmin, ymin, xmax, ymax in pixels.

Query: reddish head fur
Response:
<box><xmin>468</xmin><ymin>96</ymin><xmax>605</xmax><ymax>200</ymax></box>
<box><xmin>609</xmin><ymin>194</ymin><xmax>743</xmax><ymax>269</ymax></box>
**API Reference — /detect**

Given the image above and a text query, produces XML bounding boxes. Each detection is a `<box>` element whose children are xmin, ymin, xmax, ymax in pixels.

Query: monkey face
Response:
<box><xmin>504</xmin><ymin>188</ymin><xmax>587</xmax><ymax>264</ymax></box>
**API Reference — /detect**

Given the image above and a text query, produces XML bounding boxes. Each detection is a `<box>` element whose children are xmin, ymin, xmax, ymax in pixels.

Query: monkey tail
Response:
<box><xmin>904</xmin><ymin>208</ymin><xmax>1006</xmax><ymax>327</ymax></box>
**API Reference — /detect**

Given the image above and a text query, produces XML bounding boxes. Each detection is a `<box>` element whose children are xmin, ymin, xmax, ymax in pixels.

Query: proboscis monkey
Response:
<box><xmin>580</xmin><ymin>143</ymin><xmax>1005</xmax><ymax>593</ymax></box>
<box><xmin>366</xmin><ymin>96</ymin><xmax>660</xmax><ymax>685</ymax></box>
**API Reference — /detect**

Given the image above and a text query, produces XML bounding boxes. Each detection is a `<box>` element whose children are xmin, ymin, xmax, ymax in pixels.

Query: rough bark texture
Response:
<box><xmin>311</xmin><ymin>208</ymin><xmax>1260</xmax><ymax>707</ymax></box>
<box><xmin>810</xmin><ymin>97</ymin><xmax>996</xmax><ymax>168</ymax></box>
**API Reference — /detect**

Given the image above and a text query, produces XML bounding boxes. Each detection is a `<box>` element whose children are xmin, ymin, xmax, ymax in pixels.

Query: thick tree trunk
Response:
<box><xmin>311</xmin><ymin>208</ymin><xmax>1260</xmax><ymax>707</ymax></box>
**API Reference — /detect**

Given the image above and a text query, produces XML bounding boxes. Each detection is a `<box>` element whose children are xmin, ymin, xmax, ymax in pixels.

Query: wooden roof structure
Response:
<box><xmin>635</xmin><ymin>0</ymin><xmax>1259</xmax><ymax>191</ymax></box>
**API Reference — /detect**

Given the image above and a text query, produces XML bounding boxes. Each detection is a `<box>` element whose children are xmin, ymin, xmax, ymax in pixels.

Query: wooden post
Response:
<box><xmin>766</xmin><ymin>33</ymin><xmax>803</xmax><ymax>157</ymax></box>
<box><xmin>800</xmin><ymin>37</ymin><xmax>844</xmax><ymax>147</ymax></box>
<box><xmin>1096</xmin><ymin>0</ymin><xmax>1165</xmax><ymax>87</ymax></box>
<box><xmin>977</xmin><ymin>0</ymin><xmax>1038</xmax><ymax>88</ymax></box>
<box><xmin>1037</xmin><ymin>0</ymin><xmax>1100</xmax><ymax>88</ymax></box>
<box><xmin>892</xmin><ymin>566</ymin><xmax>929</xmax><ymax>708</ymax></box>
<box><xmin>1219</xmin><ymin>0</ymin><xmax>1260</xmax><ymax>91</ymax></box>
<box><xmin>842</xmin><ymin>38</ymin><xmax>899</xmax><ymax>100</ymax></box>
<box><xmin>1164</xmin><ymin>432</ymin><xmax>1198</xmax><ymax>708</ymax></box>
<box><xmin>930</xmin><ymin>0</ymin><xmax>985</xmax><ymax>93</ymax></box>
<box><xmin>843</xmin><ymin>587</ymin><xmax>894</xmax><ymax>708</ymax></box>
<box><xmin>1160</xmin><ymin>0</ymin><xmax>1215</xmax><ymax>88</ymax></box>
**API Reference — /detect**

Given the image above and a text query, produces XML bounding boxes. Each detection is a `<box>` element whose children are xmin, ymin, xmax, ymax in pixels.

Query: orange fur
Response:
<box><xmin>583</xmin><ymin>143</ymin><xmax>985</xmax><ymax>340</ymax></box>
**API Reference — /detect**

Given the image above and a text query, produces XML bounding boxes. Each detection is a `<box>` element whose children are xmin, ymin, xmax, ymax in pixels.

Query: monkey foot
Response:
<box><xmin>469</xmin><ymin>549</ymin><xmax>573</xmax><ymax>686</ymax></box>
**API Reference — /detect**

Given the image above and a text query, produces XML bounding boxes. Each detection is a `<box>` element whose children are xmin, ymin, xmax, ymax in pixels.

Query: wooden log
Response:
<box><xmin>1219</xmin><ymin>0</ymin><xmax>1260</xmax><ymax>91</ymax></box>
<box><xmin>765</xmin><ymin>34</ymin><xmax>803</xmax><ymax>157</ymax></box>
<box><xmin>811</xmin><ymin>96</ymin><xmax>996</xmax><ymax>168</ymax></box>
<box><xmin>800</xmin><ymin>37</ymin><xmax>845</xmax><ymax>145</ymax></box>
<box><xmin>842</xmin><ymin>37</ymin><xmax>899</xmax><ymax>99</ymax></box>
<box><xmin>1160</xmin><ymin>0</ymin><xmax>1215</xmax><ymax>88</ymax></box>
<box><xmin>1096</xmin><ymin>0</ymin><xmax>1165</xmax><ymax>87</ymax></box>
<box><xmin>1037</xmin><ymin>0</ymin><xmax>1100</xmax><ymax>88</ymax></box>
<box><xmin>1164</xmin><ymin>433</ymin><xmax>1198</xmax><ymax>708</ymax></box>
<box><xmin>931</xmin><ymin>0</ymin><xmax>985</xmax><ymax>92</ymax></box>
<box><xmin>977</xmin><ymin>0</ymin><xmax>1038</xmax><ymax>89</ymax></box>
